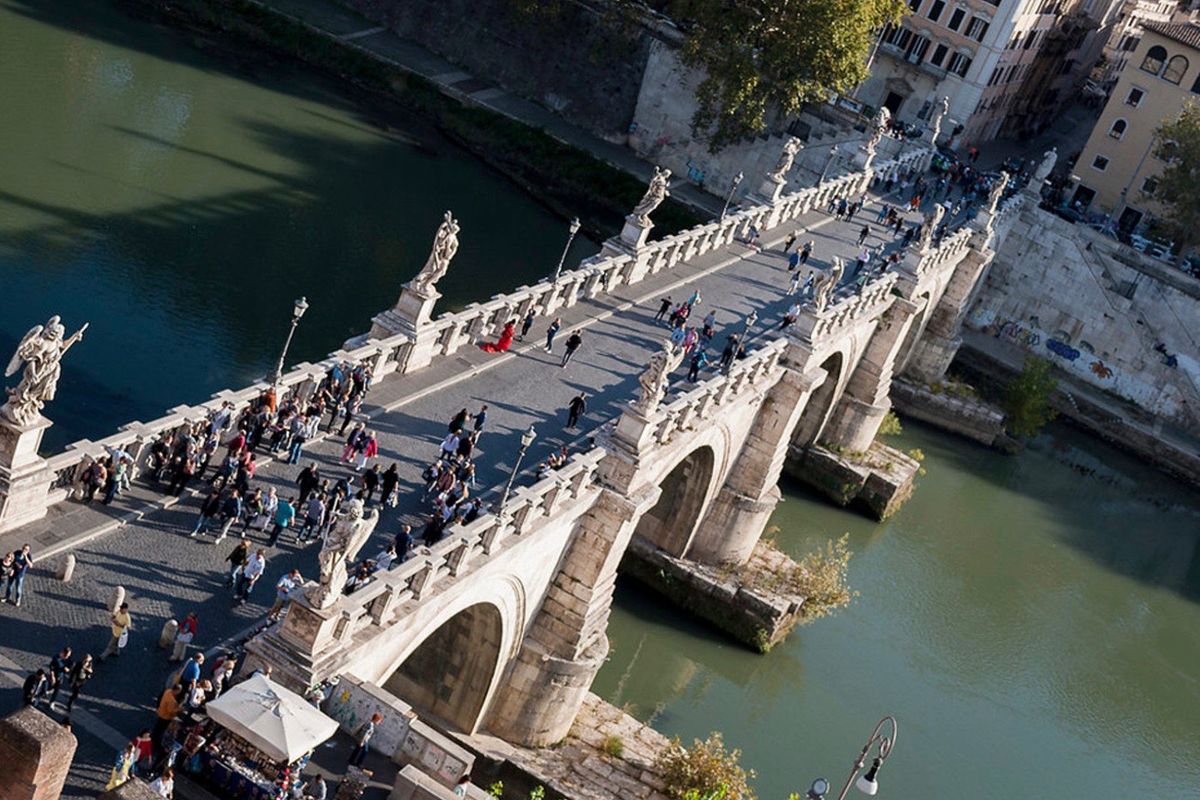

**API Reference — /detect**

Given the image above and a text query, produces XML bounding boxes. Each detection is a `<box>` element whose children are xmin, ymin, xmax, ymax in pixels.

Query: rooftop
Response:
<box><xmin>1143</xmin><ymin>21</ymin><xmax>1200</xmax><ymax>51</ymax></box>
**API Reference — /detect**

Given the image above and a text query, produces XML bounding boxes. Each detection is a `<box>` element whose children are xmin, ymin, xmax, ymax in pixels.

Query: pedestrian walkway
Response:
<box><xmin>0</xmin><ymin>179</ymin><xmax>917</xmax><ymax>796</ymax></box>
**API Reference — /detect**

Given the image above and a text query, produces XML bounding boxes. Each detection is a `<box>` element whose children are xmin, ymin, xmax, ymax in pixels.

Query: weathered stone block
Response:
<box><xmin>0</xmin><ymin>707</ymin><xmax>77</xmax><ymax>800</ymax></box>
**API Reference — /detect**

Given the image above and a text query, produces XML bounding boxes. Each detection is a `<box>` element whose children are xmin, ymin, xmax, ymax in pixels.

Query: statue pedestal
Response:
<box><xmin>0</xmin><ymin>415</ymin><xmax>53</xmax><ymax>533</ymax></box>
<box><xmin>851</xmin><ymin>143</ymin><xmax>876</xmax><ymax>171</ymax></box>
<box><xmin>752</xmin><ymin>176</ymin><xmax>786</xmax><ymax>206</ymax></box>
<box><xmin>601</xmin><ymin>215</ymin><xmax>652</xmax><ymax>258</ymax></box>
<box><xmin>241</xmin><ymin>588</ymin><xmax>346</xmax><ymax>693</ymax></box>
<box><xmin>369</xmin><ymin>283</ymin><xmax>442</xmax><ymax>373</ymax></box>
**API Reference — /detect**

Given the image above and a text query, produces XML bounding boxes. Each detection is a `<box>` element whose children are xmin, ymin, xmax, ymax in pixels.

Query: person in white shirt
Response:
<box><xmin>236</xmin><ymin>549</ymin><xmax>266</xmax><ymax>604</ymax></box>
<box><xmin>150</xmin><ymin>767</ymin><xmax>174</xmax><ymax>798</ymax></box>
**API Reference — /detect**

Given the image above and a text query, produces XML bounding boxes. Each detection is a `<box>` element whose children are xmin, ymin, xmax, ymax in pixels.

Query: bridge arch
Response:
<box><xmin>792</xmin><ymin>351</ymin><xmax>845</xmax><ymax>447</ymax></box>
<box><xmin>634</xmin><ymin>444</ymin><xmax>717</xmax><ymax>557</ymax></box>
<box><xmin>372</xmin><ymin>574</ymin><xmax>526</xmax><ymax>735</ymax></box>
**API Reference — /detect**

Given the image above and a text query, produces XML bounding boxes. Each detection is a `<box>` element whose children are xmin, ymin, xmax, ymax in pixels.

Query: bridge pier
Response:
<box><xmin>489</xmin><ymin>487</ymin><xmax>657</xmax><ymax>746</ymax></box>
<box><xmin>904</xmin><ymin>246</ymin><xmax>995</xmax><ymax>383</ymax></box>
<box><xmin>824</xmin><ymin>298</ymin><xmax>921</xmax><ymax>452</ymax></box>
<box><xmin>689</xmin><ymin>365</ymin><xmax>825</xmax><ymax>566</ymax></box>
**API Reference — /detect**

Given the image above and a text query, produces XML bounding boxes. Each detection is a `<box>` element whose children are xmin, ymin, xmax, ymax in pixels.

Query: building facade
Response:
<box><xmin>1098</xmin><ymin>0</ymin><xmax>1180</xmax><ymax>85</ymax></box>
<box><xmin>1070</xmin><ymin>22</ymin><xmax>1200</xmax><ymax>229</ymax></box>
<box><xmin>860</xmin><ymin>0</ymin><xmax>1120</xmax><ymax>144</ymax></box>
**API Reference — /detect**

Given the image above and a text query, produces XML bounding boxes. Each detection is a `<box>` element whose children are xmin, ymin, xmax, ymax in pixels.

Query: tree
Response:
<box><xmin>517</xmin><ymin>0</ymin><xmax>908</xmax><ymax>150</ymax></box>
<box><xmin>1152</xmin><ymin>101</ymin><xmax>1200</xmax><ymax>254</ymax></box>
<box><xmin>668</xmin><ymin>0</ymin><xmax>909</xmax><ymax>149</ymax></box>
<box><xmin>657</xmin><ymin>733</ymin><xmax>756</xmax><ymax>800</ymax></box>
<box><xmin>1002</xmin><ymin>357</ymin><xmax>1058</xmax><ymax>438</ymax></box>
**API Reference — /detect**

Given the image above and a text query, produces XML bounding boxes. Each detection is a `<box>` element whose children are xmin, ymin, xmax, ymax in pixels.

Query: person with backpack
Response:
<box><xmin>213</xmin><ymin>489</ymin><xmax>242</xmax><ymax>544</ymax></box>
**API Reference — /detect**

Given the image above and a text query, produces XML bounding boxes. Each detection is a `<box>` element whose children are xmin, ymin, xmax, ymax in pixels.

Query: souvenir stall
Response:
<box><xmin>200</xmin><ymin>674</ymin><xmax>339</xmax><ymax>799</ymax></box>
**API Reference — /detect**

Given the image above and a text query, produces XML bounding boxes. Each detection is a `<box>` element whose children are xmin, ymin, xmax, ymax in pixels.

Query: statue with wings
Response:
<box><xmin>308</xmin><ymin>498</ymin><xmax>380</xmax><ymax>610</ymax></box>
<box><xmin>2</xmin><ymin>316</ymin><xmax>88</xmax><ymax>427</ymax></box>
<box><xmin>409</xmin><ymin>210</ymin><xmax>460</xmax><ymax>296</ymax></box>
<box><xmin>632</xmin><ymin>342</ymin><xmax>684</xmax><ymax>415</ymax></box>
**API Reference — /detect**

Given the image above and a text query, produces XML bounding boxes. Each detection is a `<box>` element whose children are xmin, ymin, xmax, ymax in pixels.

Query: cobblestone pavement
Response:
<box><xmin>0</xmin><ymin>182</ymin><xmax>936</xmax><ymax>796</ymax></box>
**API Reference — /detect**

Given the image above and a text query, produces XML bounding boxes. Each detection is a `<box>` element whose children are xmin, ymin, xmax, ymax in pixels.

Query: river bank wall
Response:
<box><xmin>122</xmin><ymin>0</ymin><xmax>702</xmax><ymax>238</ymax></box>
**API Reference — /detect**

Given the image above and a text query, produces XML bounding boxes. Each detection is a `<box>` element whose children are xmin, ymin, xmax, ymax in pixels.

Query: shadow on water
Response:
<box><xmin>0</xmin><ymin>0</ymin><xmax>599</xmax><ymax>451</ymax></box>
<box><xmin>897</xmin><ymin>417</ymin><xmax>1200</xmax><ymax>602</ymax></box>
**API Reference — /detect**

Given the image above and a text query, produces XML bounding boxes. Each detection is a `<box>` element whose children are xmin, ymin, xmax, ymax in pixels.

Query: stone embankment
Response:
<box><xmin>955</xmin><ymin>346</ymin><xmax>1200</xmax><ymax>487</ymax></box>
<box><xmin>786</xmin><ymin>441</ymin><xmax>920</xmax><ymax>520</ymax></box>
<box><xmin>621</xmin><ymin>536</ymin><xmax>807</xmax><ymax>652</ymax></box>
<box><xmin>890</xmin><ymin>377</ymin><xmax>1008</xmax><ymax>448</ymax></box>
<box><xmin>465</xmin><ymin>694</ymin><xmax>672</xmax><ymax>800</ymax></box>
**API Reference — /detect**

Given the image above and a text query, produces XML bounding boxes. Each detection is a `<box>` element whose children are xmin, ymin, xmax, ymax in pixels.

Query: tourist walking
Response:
<box><xmin>171</xmin><ymin>613</ymin><xmax>198</xmax><ymax>663</ymax></box>
<box><xmin>268</xmin><ymin>497</ymin><xmax>295</xmax><ymax>547</ymax></box>
<box><xmin>99</xmin><ymin>602</ymin><xmax>132</xmax><ymax>661</ymax></box>
<box><xmin>857</xmin><ymin>225</ymin><xmax>870</xmax><ymax>246</ymax></box>
<box><xmin>225</xmin><ymin>539</ymin><xmax>250</xmax><ymax>588</ymax></box>
<box><xmin>561</xmin><ymin>331</ymin><xmax>584</xmax><ymax>367</ymax></box>
<box><xmin>783</xmin><ymin>230</ymin><xmax>798</xmax><ymax>253</ymax></box>
<box><xmin>566</xmin><ymin>393</ymin><xmax>587</xmax><ymax>428</ymax></box>
<box><xmin>106</xmin><ymin>742</ymin><xmax>137</xmax><ymax>791</ymax></box>
<box><xmin>22</xmin><ymin>669</ymin><xmax>48</xmax><ymax>707</ymax></box>
<box><xmin>655</xmin><ymin>297</ymin><xmax>672</xmax><ymax>323</ymax></box>
<box><xmin>380</xmin><ymin>465</ymin><xmax>400</xmax><ymax>509</ymax></box>
<box><xmin>3</xmin><ymin>544</ymin><xmax>32</xmax><ymax>606</ymax></box>
<box><xmin>349</xmin><ymin>712</ymin><xmax>383</xmax><ymax>767</ymax></box>
<box><xmin>688</xmin><ymin>350</ymin><xmax>709</xmax><ymax>382</ymax></box>
<box><xmin>800</xmin><ymin>240</ymin><xmax>813</xmax><ymax>265</ymax></box>
<box><xmin>268</xmin><ymin>569</ymin><xmax>301</xmax><ymax>622</ymax></box>
<box><xmin>473</xmin><ymin>405</ymin><xmax>488</xmax><ymax>434</ymax></box>
<box><xmin>64</xmin><ymin>654</ymin><xmax>93</xmax><ymax>711</ymax></box>
<box><xmin>235</xmin><ymin>549</ymin><xmax>266</xmax><ymax>603</ymax></box>
<box><xmin>47</xmin><ymin>646</ymin><xmax>73</xmax><ymax>706</ymax></box>
<box><xmin>544</xmin><ymin>318</ymin><xmax>562</xmax><ymax>352</ymax></box>
<box><xmin>214</xmin><ymin>489</ymin><xmax>242</xmax><ymax>544</ymax></box>
<box><xmin>519</xmin><ymin>309</ymin><xmax>535</xmax><ymax>341</ymax></box>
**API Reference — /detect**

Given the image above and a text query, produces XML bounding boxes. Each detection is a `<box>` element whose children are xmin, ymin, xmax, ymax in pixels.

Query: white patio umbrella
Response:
<box><xmin>205</xmin><ymin>673</ymin><xmax>338</xmax><ymax>763</ymax></box>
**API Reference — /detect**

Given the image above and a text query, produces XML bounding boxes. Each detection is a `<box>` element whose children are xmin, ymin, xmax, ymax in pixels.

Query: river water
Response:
<box><xmin>3</xmin><ymin>3</ymin><xmax>1199</xmax><ymax>799</ymax></box>
<box><xmin>0</xmin><ymin>0</ymin><xmax>593</xmax><ymax>452</ymax></box>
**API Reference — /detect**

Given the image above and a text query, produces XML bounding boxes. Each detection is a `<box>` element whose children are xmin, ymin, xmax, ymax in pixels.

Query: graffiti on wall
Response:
<box><xmin>1090</xmin><ymin>360</ymin><xmax>1114</xmax><ymax>379</ymax></box>
<box><xmin>985</xmin><ymin>318</ymin><xmax>1041</xmax><ymax>346</ymax></box>
<box><xmin>1045</xmin><ymin>339</ymin><xmax>1080</xmax><ymax>361</ymax></box>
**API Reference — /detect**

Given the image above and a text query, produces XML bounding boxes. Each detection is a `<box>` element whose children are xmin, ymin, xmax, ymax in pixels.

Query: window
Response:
<box><xmin>1141</xmin><ymin>44</ymin><xmax>1167</xmax><ymax>75</ymax></box>
<box><xmin>1164</xmin><ymin>55</ymin><xmax>1189</xmax><ymax>84</ymax></box>
<box><xmin>909</xmin><ymin>0</ymin><xmax>922</xmax><ymax>10</ymax></box>
<box><xmin>1125</xmin><ymin>86</ymin><xmax>1145</xmax><ymax>106</ymax></box>
<box><xmin>895</xmin><ymin>28</ymin><xmax>913</xmax><ymax>50</ymax></box>
<box><xmin>1142</xmin><ymin>177</ymin><xmax>1159</xmax><ymax>195</ymax></box>
<box><xmin>1092</xmin><ymin>155</ymin><xmax>1109</xmax><ymax>171</ymax></box>
<box><xmin>928</xmin><ymin>0</ymin><xmax>946</xmax><ymax>21</ymax></box>
<box><xmin>966</xmin><ymin>17</ymin><xmax>990</xmax><ymax>41</ymax></box>
<box><xmin>1122</xmin><ymin>36</ymin><xmax>1140</xmax><ymax>52</ymax></box>
<box><xmin>947</xmin><ymin>52</ymin><xmax>973</xmax><ymax>76</ymax></box>
<box><xmin>948</xmin><ymin>7</ymin><xmax>966</xmax><ymax>30</ymax></box>
<box><xmin>931</xmin><ymin>43</ymin><xmax>949</xmax><ymax>66</ymax></box>
<box><xmin>988</xmin><ymin>65</ymin><xmax>1002</xmax><ymax>85</ymax></box>
<box><xmin>1109</xmin><ymin>119</ymin><xmax>1127</xmax><ymax>139</ymax></box>
<box><xmin>1024</xmin><ymin>30</ymin><xmax>1037</xmax><ymax>49</ymax></box>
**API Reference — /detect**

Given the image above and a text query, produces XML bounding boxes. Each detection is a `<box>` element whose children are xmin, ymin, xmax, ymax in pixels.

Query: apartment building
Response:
<box><xmin>1099</xmin><ymin>0</ymin><xmax>1179</xmax><ymax>84</ymax></box>
<box><xmin>1070</xmin><ymin>21</ymin><xmax>1200</xmax><ymax>230</ymax></box>
<box><xmin>860</xmin><ymin>0</ymin><xmax>1119</xmax><ymax>144</ymax></box>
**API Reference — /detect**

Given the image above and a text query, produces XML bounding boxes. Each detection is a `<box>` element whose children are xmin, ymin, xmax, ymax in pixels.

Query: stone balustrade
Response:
<box><xmin>324</xmin><ymin>447</ymin><xmax>607</xmax><ymax>641</ymax></box>
<box><xmin>648</xmin><ymin>337</ymin><xmax>790</xmax><ymax>444</ymax></box>
<box><xmin>25</xmin><ymin>147</ymin><xmax>931</xmax><ymax>523</ymax></box>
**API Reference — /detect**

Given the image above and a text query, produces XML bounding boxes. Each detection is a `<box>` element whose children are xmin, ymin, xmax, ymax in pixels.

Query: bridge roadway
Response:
<box><xmin>0</xmin><ymin>184</ymin><xmax>921</xmax><ymax>793</ymax></box>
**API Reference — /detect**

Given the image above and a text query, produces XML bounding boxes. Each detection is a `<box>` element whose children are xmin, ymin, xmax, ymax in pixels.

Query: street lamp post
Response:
<box><xmin>499</xmin><ymin>424</ymin><xmax>537</xmax><ymax>514</ymax></box>
<box><xmin>720</xmin><ymin>172</ymin><xmax>744</xmax><ymax>220</ymax></box>
<box><xmin>740</xmin><ymin>309</ymin><xmax>758</xmax><ymax>343</ymax></box>
<box><xmin>552</xmin><ymin>217</ymin><xmax>582</xmax><ymax>283</ymax></box>
<box><xmin>806</xmin><ymin>716</ymin><xmax>898</xmax><ymax>800</ymax></box>
<box><xmin>271</xmin><ymin>296</ymin><xmax>309</xmax><ymax>385</ymax></box>
<box><xmin>820</xmin><ymin>146</ymin><xmax>840</xmax><ymax>183</ymax></box>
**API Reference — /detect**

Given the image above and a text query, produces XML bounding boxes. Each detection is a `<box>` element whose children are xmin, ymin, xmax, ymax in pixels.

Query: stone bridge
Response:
<box><xmin>234</xmin><ymin>150</ymin><xmax>1028</xmax><ymax>747</ymax></box>
<box><xmin>0</xmin><ymin>137</ymin><xmax>1029</xmax><ymax>752</ymax></box>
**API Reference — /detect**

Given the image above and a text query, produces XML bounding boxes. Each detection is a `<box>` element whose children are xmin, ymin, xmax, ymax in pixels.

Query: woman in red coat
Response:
<box><xmin>481</xmin><ymin>319</ymin><xmax>517</xmax><ymax>353</ymax></box>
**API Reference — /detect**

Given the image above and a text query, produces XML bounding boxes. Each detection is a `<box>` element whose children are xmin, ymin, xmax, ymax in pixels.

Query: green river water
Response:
<box><xmin>1</xmin><ymin>3</ymin><xmax>1198</xmax><ymax>799</ymax></box>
